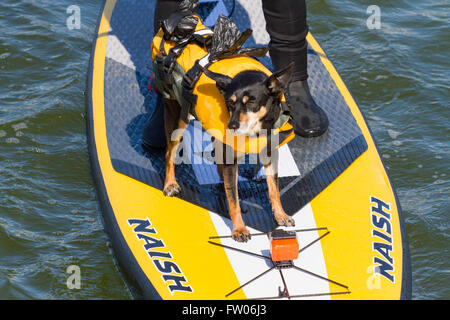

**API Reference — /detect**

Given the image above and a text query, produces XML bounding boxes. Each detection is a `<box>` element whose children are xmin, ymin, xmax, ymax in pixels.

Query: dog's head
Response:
<box><xmin>213</xmin><ymin>62</ymin><xmax>294</xmax><ymax>136</ymax></box>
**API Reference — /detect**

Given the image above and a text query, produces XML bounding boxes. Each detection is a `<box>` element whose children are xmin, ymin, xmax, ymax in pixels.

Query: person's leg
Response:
<box><xmin>261</xmin><ymin>0</ymin><xmax>308</xmax><ymax>82</ymax></box>
<box><xmin>261</xmin><ymin>0</ymin><xmax>328</xmax><ymax>138</ymax></box>
<box><xmin>142</xmin><ymin>0</ymin><xmax>181</xmax><ymax>150</ymax></box>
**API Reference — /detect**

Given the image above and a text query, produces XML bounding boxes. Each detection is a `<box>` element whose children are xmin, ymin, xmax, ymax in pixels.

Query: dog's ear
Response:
<box><xmin>214</xmin><ymin>74</ymin><xmax>233</xmax><ymax>96</ymax></box>
<box><xmin>265</xmin><ymin>61</ymin><xmax>294</xmax><ymax>95</ymax></box>
<box><xmin>202</xmin><ymin>67</ymin><xmax>233</xmax><ymax>96</ymax></box>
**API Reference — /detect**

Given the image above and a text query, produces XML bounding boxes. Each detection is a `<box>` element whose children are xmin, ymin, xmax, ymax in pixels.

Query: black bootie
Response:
<box><xmin>286</xmin><ymin>79</ymin><xmax>329</xmax><ymax>138</ymax></box>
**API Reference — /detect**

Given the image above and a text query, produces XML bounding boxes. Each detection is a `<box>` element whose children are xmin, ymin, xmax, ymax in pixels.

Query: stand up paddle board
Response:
<box><xmin>86</xmin><ymin>0</ymin><xmax>411</xmax><ymax>299</ymax></box>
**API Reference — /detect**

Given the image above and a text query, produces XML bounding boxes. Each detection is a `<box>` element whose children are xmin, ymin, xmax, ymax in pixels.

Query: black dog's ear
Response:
<box><xmin>214</xmin><ymin>74</ymin><xmax>233</xmax><ymax>96</ymax></box>
<box><xmin>265</xmin><ymin>61</ymin><xmax>295</xmax><ymax>95</ymax></box>
<box><xmin>202</xmin><ymin>67</ymin><xmax>233</xmax><ymax>96</ymax></box>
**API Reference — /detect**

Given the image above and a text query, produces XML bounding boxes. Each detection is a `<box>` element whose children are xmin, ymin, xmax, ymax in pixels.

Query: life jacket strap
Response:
<box><xmin>280</xmin><ymin>101</ymin><xmax>292</xmax><ymax>114</ymax></box>
<box><xmin>180</xmin><ymin>54</ymin><xmax>212</xmax><ymax>123</ymax></box>
<box><xmin>155</xmin><ymin>23</ymin><xmax>213</xmax><ymax>87</ymax></box>
<box><xmin>155</xmin><ymin>36</ymin><xmax>183</xmax><ymax>85</ymax></box>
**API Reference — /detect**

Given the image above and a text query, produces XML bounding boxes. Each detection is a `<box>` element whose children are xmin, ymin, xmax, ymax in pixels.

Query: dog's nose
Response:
<box><xmin>228</xmin><ymin>120</ymin><xmax>239</xmax><ymax>130</ymax></box>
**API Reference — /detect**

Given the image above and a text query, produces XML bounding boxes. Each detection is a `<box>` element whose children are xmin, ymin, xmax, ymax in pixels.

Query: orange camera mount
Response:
<box><xmin>269</xmin><ymin>229</ymin><xmax>299</xmax><ymax>268</ymax></box>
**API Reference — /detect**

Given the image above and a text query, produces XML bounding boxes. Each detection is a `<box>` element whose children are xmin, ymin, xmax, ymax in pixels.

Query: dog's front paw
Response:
<box><xmin>232</xmin><ymin>227</ymin><xmax>251</xmax><ymax>243</ymax></box>
<box><xmin>275</xmin><ymin>213</ymin><xmax>295</xmax><ymax>227</ymax></box>
<box><xmin>163</xmin><ymin>182</ymin><xmax>181</xmax><ymax>197</ymax></box>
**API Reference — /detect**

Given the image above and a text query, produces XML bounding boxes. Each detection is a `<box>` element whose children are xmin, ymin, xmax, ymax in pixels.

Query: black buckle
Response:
<box><xmin>182</xmin><ymin>60</ymin><xmax>204</xmax><ymax>90</ymax></box>
<box><xmin>163</xmin><ymin>51</ymin><xmax>177</xmax><ymax>73</ymax></box>
<box><xmin>193</xmin><ymin>34</ymin><xmax>212</xmax><ymax>48</ymax></box>
<box><xmin>280</xmin><ymin>101</ymin><xmax>292</xmax><ymax>114</ymax></box>
<box><xmin>155</xmin><ymin>53</ymin><xmax>176</xmax><ymax>85</ymax></box>
<box><xmin>155</xmin><ymin>55</ymin><xmax>171</xmax><ymax>84</ymax></box>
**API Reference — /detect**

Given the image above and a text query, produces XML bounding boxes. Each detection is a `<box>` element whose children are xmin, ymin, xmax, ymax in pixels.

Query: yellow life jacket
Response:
<box><xmin>151</xmin><ymin>16</ymin><xmax>295</xmax><ymax>154</ymax></box>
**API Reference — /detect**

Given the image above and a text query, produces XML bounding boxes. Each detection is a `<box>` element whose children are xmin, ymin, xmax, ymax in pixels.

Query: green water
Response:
<box><xmin>0</xmin><ymin>0</ymin><xmax>448</xmax><ymax>299</ymax></box>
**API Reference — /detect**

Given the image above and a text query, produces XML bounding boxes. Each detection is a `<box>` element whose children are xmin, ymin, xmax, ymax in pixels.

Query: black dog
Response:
<box><xmin>163</xmin><ymin>62</ymin><xmax>296</xmax><ymax>242</ymax></box>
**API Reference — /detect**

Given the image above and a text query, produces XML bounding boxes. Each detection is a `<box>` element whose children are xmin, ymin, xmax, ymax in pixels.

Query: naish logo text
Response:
<box><xmin>128</xmin><ymin>218</ymin><xmax>193</xmax><ymax>294</ymax></box>
<box><xmin>370</xmin><ymin>197</ymin><xmax>395</xmax><ymax>283</ymax></box>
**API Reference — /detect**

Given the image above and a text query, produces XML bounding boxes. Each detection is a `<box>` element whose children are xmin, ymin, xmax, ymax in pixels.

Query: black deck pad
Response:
<box><xmin>103</xmin><ymin>0</ymin><xmax>367</xmax><ymax>232</ymax></box>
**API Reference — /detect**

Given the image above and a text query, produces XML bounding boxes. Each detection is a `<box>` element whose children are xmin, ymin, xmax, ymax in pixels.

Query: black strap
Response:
<box><xmin>159</xmin><ymin>37</ymin><xmax>167</xmax><ymax>56</ymax></box>
<box><xmin>156</xmin><ymin>42</ymin><xmax>188</xmax><ymax>85</ymax></box>
<box><xmin>183</xmin><ymin>59</ymin><xmax>205</xmax><ymax>88</ymax></box>
<box><xmin>180</xmin><ymin>59</ymin><xmax>209</xmax><ymax>123</ymax></box>
<box><xmin>192</xmin><ymin>33</ymin><xmax>212</xmax><ymax>48</ymax></box>
<box><xmin>280</xmin><ymin>100</ymin><xmax>292</xmax><ymax>114</ymax></box>
<box><xmin>156</xmin><ymin>24</ymin><xmax>212</xmax><ymax>87</ymax></box>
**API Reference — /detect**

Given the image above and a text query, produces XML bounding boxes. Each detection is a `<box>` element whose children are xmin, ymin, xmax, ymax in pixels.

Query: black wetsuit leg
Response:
<box><xmin>261</xmin><ymin>0</ymin><xmax>308</xmax><ymax>82</ymax></box>
<box><xmin>143</xmin><ymin>0</ymin><xmax>180</xmax><ymax>149</ymax></box>
<box><xmin>154</xmin><ymin>0</ymin><xmax>180</xmax><ymax>34</ymax></box>
<box><xmin>262</xmin><ymin>0</ymin><xmax>329</xmax><ymax>137</ymax></box>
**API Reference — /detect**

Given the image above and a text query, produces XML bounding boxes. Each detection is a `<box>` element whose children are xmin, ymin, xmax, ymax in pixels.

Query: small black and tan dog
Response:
<box><xmin>162</xmin><ymin>62</ymin><xmax>296</xmax><ymax>242</ymax></box>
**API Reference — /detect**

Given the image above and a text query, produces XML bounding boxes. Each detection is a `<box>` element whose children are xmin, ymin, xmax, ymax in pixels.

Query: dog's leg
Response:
<box><xmin>264</xmin><ymin>161</ymin><xmax>295</xmax><ymax>227</ymax></box>
<box><xmin>219</xmin><ymin>163</ymin><xmax>251</xmax><ymax>242</ymax></box>
<box><xmin>163</xmin><ymin>99</ymin><xmax>188</xmax><ymax>197</ymax></box>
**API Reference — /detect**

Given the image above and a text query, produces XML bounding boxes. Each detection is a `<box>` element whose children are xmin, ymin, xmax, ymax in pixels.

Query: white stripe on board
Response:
<box><xmin>105</xmin><ymin>26</ymin><xmax>136</xmax><ymax>70</ymax></box>
<box><xmin>256</xmin><ymin>144</ymin><xmax>301</xmax><ymax>179</ymax></box>
<box><xmin>190</xmin><ymin>126</ymin><xmax>301</xmax><ymax>185</ymax></box>
<box><xmin>209</xmin><ymin>203</ymin><xmax>330</xmax><ymax>300</ymax></box>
